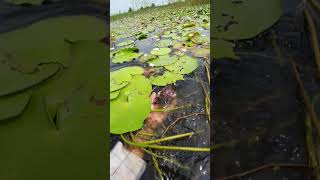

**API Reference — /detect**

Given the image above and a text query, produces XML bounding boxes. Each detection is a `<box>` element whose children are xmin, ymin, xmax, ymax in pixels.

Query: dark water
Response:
<box><xmin>211</xmin><ymin>2</ymin><xmax>320</xmax><ymax>179</ymax></box>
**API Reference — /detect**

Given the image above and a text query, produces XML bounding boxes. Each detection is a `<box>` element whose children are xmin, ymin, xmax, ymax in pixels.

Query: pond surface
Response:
<box><xmin>110</xmin><ymin>3</ymin><xmax>210</xmax><ymax>179</ymax></box>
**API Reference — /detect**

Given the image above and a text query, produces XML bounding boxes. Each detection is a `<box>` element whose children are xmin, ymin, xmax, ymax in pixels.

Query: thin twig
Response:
<box><xmin>161</xmin><ymin>112</ymin><xmax>206</xmax><ymax>137</ymax></box>
<box><xmin>304</xmin><ymin>9</ymin><xmax>320</xmax><ymax>75</ymax></box>
<box><xmin>291</xmin><ymin>61</ymin><xmax>320</xmax><ymax>138</ymax></box>
<box><xmin>217</xmin><ymin>163</ymin><xmax>312</xmax><ymax>180</ymax></box>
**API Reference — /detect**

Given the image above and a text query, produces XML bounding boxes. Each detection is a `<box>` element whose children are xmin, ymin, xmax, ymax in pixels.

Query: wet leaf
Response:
<box><xmin>0</xmin><ymin>63</ymin><xmax>60</xmax><ymax>96</ymax></box>
<box><xmin>150</xmin><ymin>48</ymin><xmax>171</xmax><ymax>56</ymax></box>
<box><xmin>110</xmin><ymin>90</ymin><xmax>120</xmax><ymax>100</ymax></box>
<box><xmin>110</xmin><ymin>75</ymin><xmax>152</xmax><ymax>134</ymax></box>
<box><xmin>155</xmin><ymin>39</ymin><xmax>174</xmax><ymax>47</ymax></box>
<box><xmin>148</xmin><ymin>55</ymin><xmax>178</xmax><ymax>66</ymax></box>
<box><xmin>151</xmin><ymin>71</ymin><xmax>184</xmax><ymax>86</ymax></box>
<box><xmin>213</xmin><ymin>39</ymin><xmax>238</xmax><ymax>59</ymax></box>
<box><xmin>0</xmin><ymin>90</ymin><xmax>32</xmax><ymax>121</ymax></box>
<box><xmin>165</xmin><ymin>55</ymin><xmax>198</xmax><ymax>74</ymax></box>
<box><xmin>213</xmin><ymin>0</ymin><xmax>282</xmax><ymax>40</ymax></box>
<box><xmin>117</xmin><ymin>40</ymin><xmax>134</xmax><ymax>47</ymax></box>
<box><xmin>112</xmin><ymin>48</ymin><xmax>143</xmax><ymax>63</ymax></box>
<box><xmin>0</xmin><ymin>15</ymin><xmax>106</xmax><ymax>73</ymax></box>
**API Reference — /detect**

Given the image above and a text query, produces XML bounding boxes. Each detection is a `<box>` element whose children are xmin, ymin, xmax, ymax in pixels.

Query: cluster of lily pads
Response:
<box><xmin>0</xmin><ymin>15</ymin><xmax>108</xmax><ymax>178</ymax></box>
<box><xmin>110</xmin><ymin>4</ymin><xmax>210</xmax><ymax>134</ymax></box>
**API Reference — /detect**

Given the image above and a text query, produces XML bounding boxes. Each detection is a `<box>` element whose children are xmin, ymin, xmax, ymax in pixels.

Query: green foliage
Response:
<box><xmin>165</xmin><ymin>55</ymin><xmax>198</xmax><ymax>74</ymax></box>
<box><xmin>151</xmin><ymin>71</ymin><xmax>184</xmax><ymax>86</ymax></box>
<box><xmin>110</xmin><ymin>75</ymin><xmax>152</xmax><ymax>134</ymax></box>
<box><xmin>148</xmin><ymin>55</ymin><xmax>178</xmax><ymax>66</ymax></box>
<box><xmin>151</xmin><ymin>48</ymin><xmax>171</xmax><ymax>56</ymax></box>
<box><xmin>0</xmin><ymin>15</ymin><xmax>108</xmax><ymax>179</ymax></box>
<box><xmin>111</xmin><ymin>48</ymin><xmax>143</xmax><ymax>63</ymax></box>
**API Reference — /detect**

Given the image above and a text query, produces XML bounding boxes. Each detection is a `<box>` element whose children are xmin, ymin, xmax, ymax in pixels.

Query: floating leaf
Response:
<box><xmin>155</xmin><ymin>39</ymin><xmax>174</xmax><ymax>47</ymax></box>
<box><xmin>111</xmin><ymin>66</ymin><xmax>144</xmax><ymax>83</ymax></box>
<box><xmin>112</xmin><ymin>48</ymin><xmax>142</xmax><ymax>63</ymax></box>
<box><xmin>117</xmin><ymin>40</ymin><xmax>134</xmax><ymax>47</ymax></box>
<box><xmin>213</xmin><ymin>39</ymin><xmax>238</xmax><ymax>59</ymax></box>
<box><xmin>139</xmin><ymin>54</ymin><xmax>157</xmax><ymax>63</ymax></box>
<box><xmin>165</xmin><ymin>55</ymin><xmax>198</xmax><ymax>74</ymax></box>
<box><xmin>0</xmin><ymin>15</ymin><xmax>106</xmax><ymax>73</ymax></box>
<box><xmin>150</xmin><ymin>48</ymin><xmax>171</xmax><ymax>56</ymax></box>
<box><xmin>213</xmin><ymin>0</ymin><xmax>282</xmax><ymax>40</ymax></box>
<box><xmin>148</xmin><ymin>55</ymin><xmax>178</xmax><ymax>66</ymax></box>
<box><xmin>189</xmin><ymin>47</ymin><xmax>210</xmax><ymax>58</ymax></box>
<box><xmin>110</xmin><ymin>90</ymin><xmax>120</xmax><ymax>100</ymax></box>
<box><xmin>0</xmin><ymin>90</ymin><xmax>32</xmax><ymax>121</ymax></box>
<box><xmin>151</xmin><ymin>71</ymin><xmax>184</xmax><ymax>86</ymax></box>
<box><xmin>0</xmin><ymin>63</ymin><xmax>60</xmax><ymax>96</ymax></box>
<box><xmin>110</xmin><ymin>75</ymin><xmax>152</xmax><ymax>134</ymax></box>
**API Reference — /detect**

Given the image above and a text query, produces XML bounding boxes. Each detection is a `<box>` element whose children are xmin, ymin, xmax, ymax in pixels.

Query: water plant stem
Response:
<box><xmin>161</xmin><ymin>112</ymin><xmax>206</xmax><ymax>137</ymax></box>
<box><xmin>291</xmin><ymin>61</ymin><xmax>320</xmax><ymax>139</ymax></box>
<box><xmin>304</xmin><ymin>9</ymin><xmax>320</xmax><ymax>75</ymax></box>
<box><xmin>121</xmin><ymin>134</ymin><xmax>210</xmax><ymax>152</ymax></box>
<box><xmin>152</xmin><ymin>154</ymin><xmax>164</xmax><ymax>180</ymax></box>
<box><xmin>141</xmin><ymin>132</ymin><xmax>193</xmax><ymax>145</ymax></box>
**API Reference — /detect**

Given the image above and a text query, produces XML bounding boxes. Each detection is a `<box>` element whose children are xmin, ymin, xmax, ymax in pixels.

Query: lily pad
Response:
<box><xmin>0</xmin><ymin>90</ymin><xmax>32</xmax><ymax>121</ymax></box>
<box><xmin>139</xmin><ymin>54</ymin><xmax>157</xmax><ymax>63</ymax></box>
<box><xmin>165</xmin><ymin>55</ymin><xmax>198</xmax><ymax>74</ymax></box>
<box><xmin>150</xmin><ymin>48</ymin><xmax>171</xmax><ymax>56</ymax></box>
<box><xmin>117</xmin><ymin>40</ymin><xmax>134</xmax><ymax>47</ymax></box>
<box><xmin>189</xmin><ymin>47</ymin><xmax>210</xmax><ymax>58</ymax></box>
<box><xmin>151</xmin><ymin>71</ymin><xmax>184</xmax><ymax>86</ymax></box>
<box><xmin>112</xmin><ymin>48</ymin><xmax>142</xmax><ymax>63</ymax></box>
<box><xmin>110</xmin><ymin>66</ymin><xmax>144</xmax><ymax>83</ymax></box>
<box><xmin>148</xmin><ymin>55</ymin><xmax>178</xmax><ymax>66</ymax></box>
<box><xmin>155</xmin><ymin>39</ymin><xmax>174</xmax><ymax>47</ymax></box>
<box><xmin>0</xmin><ymin>15</ymin><xmax>106</xmax><ymax>73</ymax></box>
<box><xmin>213</xmin><ymin>39</ymin><xmax>238</xmax><ymax>59</ymax></box>
<box><xmin>110</xmin><ymin>91</ymin><xmax>120</xmax><ymax>100</ymax></box>
<box><xmin>110</xmin><ymin>75</ymin><xmax>152</xmax><ymax>134</ymax></box>
<box><xmin>0</xmin><ymin>63</ymin><xmax>61</xmax><ymax>96</ymax></box>
<box><xmin>213</xmin><ymin>0</ymin><xmax>282</xmax><ymax>40</ymax></box>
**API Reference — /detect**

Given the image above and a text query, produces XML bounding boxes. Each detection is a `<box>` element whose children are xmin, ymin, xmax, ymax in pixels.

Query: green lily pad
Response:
<box><xmin>117</xmin><ymin>40</ymin><xmax>134</xmax><ymax>47</ymax></box>
<box><xmin>148</xmin><ymin>55</ymin><xmax>178</xmax><ymax>66</ymax></box>
<box><xmin>0</xmin><ymin>90</ymin><xmax>32</xmax><ymax>121</ymax></box>
<box><xmin>150</xmin><ymin>48</ymin><xmax>171</xmax><ymax>56</ymax></box>
<box><xmin>112</xmin><ymin>48</ymin><xmax>142</xmax><ymax>63</ymax></box>
<box><xmin>189</xmin><ymin>48</ymin><xmax>210</xmax><ymax>58</ymax></box>
<box><xmin>139</xmin><ymin>54</ymin><xmax>157</xmax><ymax>63</ymax></box>
<box><xmin>155</xmin><ymin>39</ymin><xmax>174</xmax><ymax>47</ymax></box>
<box><xmin>0</xmin><ymin>40</ymin><xmax>108</xmax><ymax>180</ymax></box>
<box><xmin>0</xmin><ymin>63</ymin><xmax>60</xmax><ymax>96</ymax></box>
<box><xmin>110</xmin><ymin>75</ymin><xmax>152</xmax><ymax>134</ymax></box>
<box><xmin>110</xmin><ymin>66</ymin><xmax>144</xmax><ymax>84</ymax></box>
<box><xmin>213</xmin><ymin>0</ymin><xmax>282</xmax><ymax>40</ymax></box>
<box><xmin>0</xmin><ymin>15</ymin><xmax>106</xmax><ymax>73</ymax></box>
<box><xmin>165</xmin><ymin>55</ymin><xmax>198</xmax><ymax>74</ymax></box>
<box><xmin>151</xmin><ymin>71</ymin><xmax>184</xmax><ymax>86</ymax></box>
<box><xmin>110</xmin><ymin>90</ymin><xmax>120</xmax><ymax>100</ymax></box>
<box><xmin>213</xmin><ymin>39</ymin><xmax>238</xmax><ymax>59</ymax></box>
<box><xmin>110</xmin><ymin>81</ymin><xmax>128</xmax><ymax>92</ymax></box>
